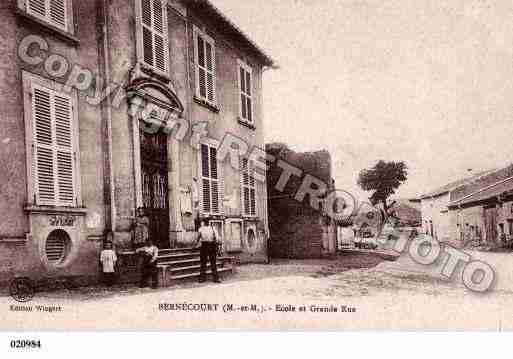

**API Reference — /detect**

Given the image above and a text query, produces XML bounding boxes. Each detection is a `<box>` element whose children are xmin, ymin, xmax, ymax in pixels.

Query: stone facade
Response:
<box><xmin>266</xmin><ymin>143</ymin><xmax>337</xmax><ymax>259</ymax></box>
<box><xmin>421</xmin><ymin>165</ymin><xmax>513</xmax><ymax>248</ymax></box>
<box><xmin>0</xmin><ymin>0</ymin><xmax>275</xmax><ymax>286</ymax></box>
<box><xmin>448</xmin><ymin>168</ymin><xmax>513</xmax><ymax>247</ymax></box>
<box><xmin>419</xmin><ymin>171</ymin><xmax>493</xmax><ymax>244</ymax></box>
<box><xmin>420</xmin><ymin>193</ymin><xmax>452</xmax><ymax>241</ymax></box>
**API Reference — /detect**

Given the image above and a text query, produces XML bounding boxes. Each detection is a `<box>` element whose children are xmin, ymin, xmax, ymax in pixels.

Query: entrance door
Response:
<box><xmin>140</xmin><ymin>129</ymin><xmax>170</xmax><ymax>249</ymax></box>
<box><xmin>484</xmin><ymin>205</ymin><xmax>498</xmax><ymax>244</ymax></box>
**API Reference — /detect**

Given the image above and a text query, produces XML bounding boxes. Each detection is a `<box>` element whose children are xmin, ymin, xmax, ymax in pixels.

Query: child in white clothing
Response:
<box><xmin>100</xmin><ymin>241</ymin><xmax>117</xmax><ymax>286</ymax></box>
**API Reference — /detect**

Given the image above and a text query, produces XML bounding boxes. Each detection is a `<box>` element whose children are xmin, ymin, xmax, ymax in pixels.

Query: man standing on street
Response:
<box><xmin>196</xmin><ymin>220</ymin><xmax>220</xmax><ymax>283</ymax></box>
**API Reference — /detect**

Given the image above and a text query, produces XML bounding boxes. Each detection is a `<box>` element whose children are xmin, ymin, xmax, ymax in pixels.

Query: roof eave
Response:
<box><xmin>190</xmin><ymin>0</ymin><xmax>278</xmax><ymax>69</ymax></box>
<box><xmin>420</xmin><ymin>190</ymin><xmax>449</xmax><ymax>200</ymax></box>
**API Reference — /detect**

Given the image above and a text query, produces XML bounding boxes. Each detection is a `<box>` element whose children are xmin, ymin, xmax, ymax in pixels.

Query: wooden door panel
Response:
<box><xmin>484</xmin><ymin>206</ymin><xmax>497</xmax><ymax>243</ymax></box>
<box><xmin>140</xmin><ymin>129</ymin><xmax>170</xmax><ymax>249</ymax></box>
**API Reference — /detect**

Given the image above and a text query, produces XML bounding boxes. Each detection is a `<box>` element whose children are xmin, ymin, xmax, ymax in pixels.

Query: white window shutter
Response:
<box><xmin>153</xmin><ymin>0</ymin><xmax>168</xmax><ymax>74</ymax></box>
<box><xmin>196</xmin><ymin>33</ymin><xmax>207</xmax><ymax>99</ymax></box>
<box><xmin>217</xmin><ymin>156</ymin><xmax>224</xmax><ymax>215</ymax></box>
<box><xmin>239</xmin><ymin>66</ymin><xmax>247</xmax><ymax>119</ymax></box>
<box><xmin>209</xmin><ymin>146</ymin><xmax>219</xmax><ymax>214</ymax></box>
<box><xmin>240</xmin><ymin>157</ymin><xmax>250</xmax><ymax>216</ymax></box>
<box><xmin>54</xmin><ymin>94</ymin><xmax>75</xmax><ymax>206</ymax></box>
<box><xmin>28</xmin><ymin>0</ymin><xmax>47</xmax><ymax>18</ymax></box>
<box><xmin>49</xmin><ymin>0</ymin><xmax>67</xmax><ymax>29</ymax></box>
<box><xmin>33</xmin><ymin>86</ymin><xmax>56</xmax><ymax>205</ymax></box>
<box><xmin>205</xmin><ymin>40</ymin><xmax>216</xmax><ymax>103</ymax></box>
<box><xmin>194</xmin><ymin>28</ymin><xmax>216</xmax><ymax>104</ymax></box>
<box><xmin>142</xmin><ymin>5</ymin><xmax>154</xmax><ymax>67</ymax></box>
<box><xmin>250</xmin><ymin>161</ymin><xmax>258</xmax><ymax>216</ymax></box>
<box><xmin>27</xmin><ymin>0</ymin><xmax>68</xmax><ymax>31</ymax></box>
<box><xmin>199</xmin><ymin>143</ymin><xmax>222</xmax><ymax>215</ymax></box>
<box><xmin>32</xmin><ymin>84</ymin><xmax>75</xmax><ymax>207</ymax></box>
<box><xmin>246</xmin><ymin>69</ymin><xmax>253</xmax><ymax>122</ymax></box>
<box><xmin>141</xmin><ymin>0</ymin><xmax>152</xmax><ymax>27</ymax></box>
<box><xmin>238</xmin><ymin>62</ymin><xmax>253</xmax><ymax>123</ymax></box>
<box><xmin>249</xmin><ymin>160</ymin><xmax>256</xmax><ymax>216</ymax></box>
<box><xmin>140</xmin><ymin>0</ymin><xmax>168</xmax><ymax>74</ymax></box>
<box><xmin>239</xmin><ymin>157</ymin><xmax>244</xmax><ymax>216</ymax></box>
<box><xmin>238</xmin><ymin>156</ymin><xmax>256</xmax><ymax>217</ymax></box>
<box><xmin>200</xmin><ymin>144</ymin><xmax>211</xmax><ymax>213</ymax></box>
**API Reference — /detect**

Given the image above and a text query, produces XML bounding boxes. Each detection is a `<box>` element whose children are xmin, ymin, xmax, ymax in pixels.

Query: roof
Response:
<box><xmin>188</xmin><ymin>0</ymin><xmax>277</xmax><ymax>68</ymax></box>
<box><xmin>394</xmin><ymin>198</ymin><xmax>421</xmax><ymax>211</ymax></box>
<box><xmin>420</xmin><ymin>170</ymin><xmax>494</xmax><ymax>199</ymax></box>
<box><xmin>449</xmin><ymin>176</ymin><xmax>513</xmax><ymax>208</ymax></box>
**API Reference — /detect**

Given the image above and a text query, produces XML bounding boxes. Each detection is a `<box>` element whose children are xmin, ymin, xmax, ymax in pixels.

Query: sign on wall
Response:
<box><xmin>49</xmin><ymin>215</ymin><xmax>76</xmax><ymax>227</ymax></box>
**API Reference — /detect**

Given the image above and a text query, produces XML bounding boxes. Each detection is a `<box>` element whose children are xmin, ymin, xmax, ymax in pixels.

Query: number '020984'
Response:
<box><xmin>10</xmin><ymin>340</ymin><xmax>41</xmax><ymax>349</ymax></box>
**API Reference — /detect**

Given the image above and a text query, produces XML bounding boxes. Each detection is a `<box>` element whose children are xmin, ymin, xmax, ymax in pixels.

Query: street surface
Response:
<box><xmin>2</xmin><ymin>236</ymin><xmax>513</xmax><ymax>330</ymax></box>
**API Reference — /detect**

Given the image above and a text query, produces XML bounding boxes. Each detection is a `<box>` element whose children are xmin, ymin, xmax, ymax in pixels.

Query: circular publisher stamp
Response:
<box><xmin>9</xmin><ymin>277</ymin><xmax>35</xmax><ymax>303</ymax></box>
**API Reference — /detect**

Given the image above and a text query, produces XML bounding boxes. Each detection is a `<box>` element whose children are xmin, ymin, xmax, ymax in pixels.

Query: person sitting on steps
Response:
<box><xmin>136</xmin><ymin>238</ymin><xmax>159</xmax><ymax>289</ymax></box>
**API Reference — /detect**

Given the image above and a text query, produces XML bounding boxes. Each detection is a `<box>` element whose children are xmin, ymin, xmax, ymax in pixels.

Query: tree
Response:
<box><xmin>357</xmin><ymin>160</ymin><xmax>408</xmax><ymax>212</ymax></box>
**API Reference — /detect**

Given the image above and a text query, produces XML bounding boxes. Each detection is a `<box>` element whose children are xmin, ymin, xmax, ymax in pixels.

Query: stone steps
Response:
<box><xmin>119</xmin><ymin>246</ymin><xmax>235</xmax><ymax>287</ymax></box>
<box><xmin>168</xmin><ymin>267</ymin><xmax>232</xmax><ymax>282</ymax></box>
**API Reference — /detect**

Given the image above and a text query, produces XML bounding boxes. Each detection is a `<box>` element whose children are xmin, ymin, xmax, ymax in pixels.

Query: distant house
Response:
<box><xmin>419</xmin><ymin>171</ymin><xmax>493</xmax><ymax>243</ymax></box>
<box><xmin>266</xmin><ymin>143</ymin><xmax>337</xmax><ymax>259</ymax></box>
<box><xmin>389</xmin><ymin>199</ymin><xmax>421</xmax><ymax>227</ymax></box>
<box><xmin>448</xmin><ymin>164</ymin><xmax>513</xmax><ymax>247</ymax></box>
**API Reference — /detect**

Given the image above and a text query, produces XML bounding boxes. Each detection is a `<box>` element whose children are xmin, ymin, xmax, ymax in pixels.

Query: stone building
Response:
<box><xmin>389</xmin><ymin>199</ymin><xmax>421</xmax><ymax>227</ymax></box>
<box><xmin>419</xmin><ymin>171</ymin><xmax>492</xmax><ymax>243</ymax></box>
<box><xmin>0</xmin><ymin>0</ymin><xmax>275</xmax><ymax>286</ymax></box>
<box><xmin>266</xmin><ymin>143</ymin><xmax>337</xmax><ymax>259</ymax></box>
<box><xmin>448</xmin><ymin>164</ymin><xmax>513</xmax><ymax>248</ymax></box>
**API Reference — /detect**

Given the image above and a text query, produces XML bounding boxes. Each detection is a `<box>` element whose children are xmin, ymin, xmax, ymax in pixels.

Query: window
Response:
<box><xmin>22</xmin><ymin>0</ymin><xmax>71</xmax><ymax>32</ymax></box>
<box><xmin>238</xmin><ymin>60</ymin><xmax>253</xmax><ymax>123</ymax></box>
<box><xmin>137</xmin><ymin>0</ymin><xmax>169</xmax><ymax>75</ymax></box>
<box><xmin>193</xmin><ymin>26</ymin><xmax>216</xmax><ymax>105</ymax></box>
<box><xmin>240</xmin><ymin>157</ymin><xmax>256</xmax><ymax>216</ymax></box>
<box><xmin>199</xmin><ymin>143</ymin><xmax>222</xmax><ymax>215</ymax></box>
<box><xmin>23</xmin><ymin>72</ymin><xmax>79</xmax><ymax>207</ymax></box>
<box><xmin>45</xmin><ymin>229</ymin><xmax>71</xmax><ymax>265</ymax></box>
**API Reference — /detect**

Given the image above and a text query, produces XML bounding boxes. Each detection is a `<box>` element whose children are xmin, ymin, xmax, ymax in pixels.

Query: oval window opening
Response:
<box><xmin>45</xmin><ymin>229</ymin><xmax>71</xmax><ymax>265</ymax></box>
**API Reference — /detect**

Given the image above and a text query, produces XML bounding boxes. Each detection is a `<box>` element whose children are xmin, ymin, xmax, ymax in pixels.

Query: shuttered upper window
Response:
<box><xmin>194</xmin><ymin>27</ymin><xmax>216</xmax><ymax>106</ymax></box>
<box><xmin>137</xmin><ymin>0</ymin><xmax>169</xmax><ymax>75</ymax></box>
<box><xmin>23</xmin><ymin>0</ymin><xmax>70</xmax><ymax>32</ymax></box>
<box><xmin>200</xmin><ymin>143</ymin><xmax>222</xmax><ymax>215</ymax></box>
<box><xmin>23</xmin><ymin>72</ymin><xmax>79</xmax><ymax>207</ymax></box>
<box><xmin>240</xmin><ymin>157</ymin><xmax>256</xmax><ymax>217</ymax></box>
<box><xmin>238</xmin><ymin>60</ymin><xmax>253</xmax><ymax>124</ymax></box>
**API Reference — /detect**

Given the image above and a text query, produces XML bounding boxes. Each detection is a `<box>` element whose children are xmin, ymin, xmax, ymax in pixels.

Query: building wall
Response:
<box><xmin>450</xmin><ymin>201</ymin><xmax>513</xmax><ymax>246</ymax></box>
<box><xmin>176</xmin><ymin>5</ymin><xmax>268</xmax><ymax>263</ymax></box>
<box><xmin>449</xmin><ymin>206</ymin><xmax>484</xmax><ymax>247</ymax></box>
<box><xmin>266</xmin><ymin>145</ymin><xmax>337</xmax><ymax>259</ymax></box>
<box><xmin>0</xmin><ymin>0</ymin><xmax>105</xmax><ymax>285</ymax></box>
<box><xmin>268</xmin><ymin>200</ymin><xmax>324</xmax><ymax>259</ymax></box>
<box><xmin>497</xmin><ymin>201</ymin><xmax>513</xmax><ymax>240</ymax></box>
<box><xmin>420</xmin><ymin>193</ymin><xmax>451</xmax><ymax>241</ymax></box>
<box><xmin>0</xmin><ymin>0</ymin><xmax>272</xmax><ymax>286</ymax></box>
<box><xmin>102</xmin><ymin>0</ymin><xmax>270</xmax><ymax>263</ymax></box>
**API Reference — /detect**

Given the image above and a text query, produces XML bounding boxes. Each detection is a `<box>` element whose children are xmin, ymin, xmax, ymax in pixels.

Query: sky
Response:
<box><xmin>211</xmin><ymin>0</ymin><xmax>513</xmax><ymax>201</ymax></box>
